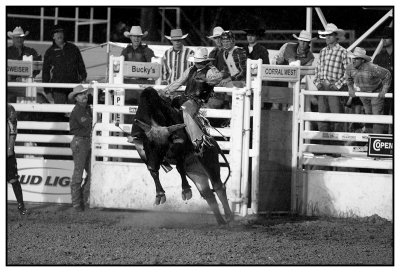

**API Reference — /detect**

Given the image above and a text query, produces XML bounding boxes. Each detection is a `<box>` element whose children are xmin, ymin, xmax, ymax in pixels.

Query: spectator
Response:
<box><xmin>121</xmin><ymin>26</ymin><xmax>155</xmax><ymax>63</ymax></box>
<box><xmin>345</xmin><ymin>47</ymin><xmax>391</xmax><ymax>134</ymax></box>
<box><xmin>313</xmin><ymin>23</ymin><xmax>350</xmax><ymax>132</ymax></box>
<box><xmin>68</xmin><ymin>85</ymin><xmax>93</xmax><ymax>212</ymax></box>
<box><xmin>243</xmin><ymin>28</ymin><xmax>269</xmax><ymax>64</ymax></box>
<box><xmin>7</xmin><ymin>104</ymin><xmax>27</xmax><ymax>215</ymax></box>
<box><xmin>206</xmin><ymin>26</ymin><xmax>226</xmax><ymax>110</ymax></box>
<box><xmin>219</xmin><ymin>31</ymin><xmax>247</xmax><ymax>88</ymax></box>
<box><xmin>121</xmin><ymin>26</ymin><xmax>156</xmax><ymax>105</ymax></box>
<box><xmin>161</xmin><ymin>47</ymin><xmax>223</xmax><ymax>153</ymax></box>
<box><xmin>161</xmin><ymin>29</ymin><xmax>194</xmax><ymax>85</ymax></box>
<box><xmin>208</xmin><ymin>26</ymin><xmax>226</xmax><ymax>71</ymax></box>
<box><xmin>373</xmin><ymin>26</ymin><xmax>393</xmax><ymax>134</ymax></box>
<box><xmin>7</xmin><ymin>26</ymin><xmax>41</xmax><ymax>102</ymax></box>
<box><xmin>274</xmin><ymin>30</ymin><xmax>315</xmax><ymax>66</ymax></box>
<box><xmin>42</xmin><ymin>25</ymin><xmax>87</xmax><ymax>104</ymax></box>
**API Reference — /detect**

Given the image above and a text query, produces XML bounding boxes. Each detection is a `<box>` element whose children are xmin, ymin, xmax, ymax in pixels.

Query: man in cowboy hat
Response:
<box><xmin>121</xmin><ymin>26</ymin><xmax>155</xmax><ymax>63</ymax></box>
<box><xmin>7</xmin><ymin>26</ymin><xmax>42</xmax><ymax>102</ymax></box>
<box><xmin>42</xmin><ymin>25</ymin><xmax>87</xmax><ymax>105</ymax></box>
<box><xmin>160</xmin><ymin>47</ymin><xmax>223</xmax><ymax>154</ymax></box>
<box><xmin>162</xmin><ymin>29</ymin><xmax>194</xmax><ymax>85</ymax></box>
<box><xmin>243</xmin><ymin>28</ymin><xmax>269</xmax><ymax>64</ymax></box>
<box><xmin>120</xmin><ymin>26</ymin><xmax>156</xmax><ymax>106</ymax></box>
<box><xmin>206</xmin><ymin>26</ymin><xmax>226</xmax><ymax>110</ymax></box>
<box><xmin>274</xmin><ymin>30</ymin><xmax>315</xmax><ymax>66</ymax></box>
<box><xmin>313</xmin><ymin>23</ymin><xmax>351</xmax><ymax>133</ymax></box>
<box><xmin>345</xmin><ymin>47</ymin><xmax>391</xmax><ymax>134</ymax></box>
<box><xmin>208</xmin><ymin>26</ymin><xmax>226</xmax><ymax>71</ymax></box>
<box><xmin>68</xmin><ymin>85</ymin><xmax>93</xmax><ymax>212</ymax></box>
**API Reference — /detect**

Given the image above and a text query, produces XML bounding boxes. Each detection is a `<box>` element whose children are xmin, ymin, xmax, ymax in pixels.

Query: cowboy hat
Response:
<box><xmin>318</xmin><ymin>23</ymin><xmax>346</xmax><ymax>41</ymax></box>
<box><xmin>187</xmin><ymin>47</ymin><xmax>214</xmax><ymax>63</ymax></box>
<box><xmin>123</xmin><ymin>26</ymin><xmax>148</xmax><ymax>38</ymax></box>
<box><xmin>208</xmin><ymin>26</ymin><xmax>224</xmax><ymax>39</ymax></box>
<box><xmin>292</xmin><ymin>30</ymin><xmax>317</xmax><ymax>42</ymax></box>
<box><xmin>7</xmin><ymin>27</ymin><xmax>29</xmax><ymax>39</ymax></box>
<box><xmin>165</xmin><ymin>29</ymin><xmax>188</xmax><ymax>40</ymax></box>
<box><xmin>348</xmin><ymin>47</ymin><xmax>371</xmax><ymax>62</ymax></box>
<box><xmin>68</xmin><ymin>85</ymin><xmax>89</xmax><ymax>103</ymax></box>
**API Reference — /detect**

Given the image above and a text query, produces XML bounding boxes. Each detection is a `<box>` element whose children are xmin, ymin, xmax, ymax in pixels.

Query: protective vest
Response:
<box><xmin>223</xmin><ymin>46</ymin><xmax>240</xmax><ymax>76</ymax></box>
<box><xmin>184</xmin><ymin>65</ymin><xmax>214</xmax><ymax>102</ymax></box>
<box><xmin>283</xmin><ymin>43</ymin><xmax>314</xmax><ymax>66</ymax></box>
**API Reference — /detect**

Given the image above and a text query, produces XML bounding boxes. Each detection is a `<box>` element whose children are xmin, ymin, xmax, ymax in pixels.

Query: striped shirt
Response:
<box><xmin>314</xmin><ymin>43</ymin><xmax>350</xmax><ymax>89</ymax></box>
<box><xmin>345</xmin><ymin>61</ymin><xmax>391</xmax><ymax>93</ymax></box>
<box><xmin>162</xmin><ymin>47</ymin><xmax>194</xmax><ymax>84</ymax></box>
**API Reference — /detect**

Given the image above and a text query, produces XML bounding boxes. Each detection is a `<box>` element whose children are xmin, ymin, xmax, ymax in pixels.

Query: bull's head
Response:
<box><xmin>134</xmin><ymin>119</ymin><xmax>185</xmax><ymax>145</ymax></box>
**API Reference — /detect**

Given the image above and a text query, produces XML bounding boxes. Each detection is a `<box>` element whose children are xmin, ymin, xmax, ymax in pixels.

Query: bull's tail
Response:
<box><xmin>211</xmin><ymin>138</ymin><xmax>231</xmax><ymax>187</ymax></box>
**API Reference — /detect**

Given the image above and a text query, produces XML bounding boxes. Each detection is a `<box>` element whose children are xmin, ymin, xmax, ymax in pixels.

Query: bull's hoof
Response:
<box><xmin>155</xmin><ymin>194</ymin><xmax>166</xmax><ymax>205</ymax></box>
<box><xmin>181</xmin><ymin>188</ymin><xmax>192</xmax><ymax>201</ymax></box>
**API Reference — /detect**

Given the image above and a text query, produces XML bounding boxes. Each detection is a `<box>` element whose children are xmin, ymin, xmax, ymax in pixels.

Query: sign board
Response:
<box><xmin>7</xmin><ymin>60</ymin><xmax>33</xmax><ymax>77</ymax></box>
<box><xmin>124</xmin><ymin>61</ymin><xmax>161</xmax><ymax>79</ymax></box>
<box><xmin>7</xmin><ymin>159</ymin><xmax>73</xmax><ymax>204</ymax></box>
<box><xmin>261</xmin><ymin>65</ymin><xmax>300</xmax><ymax>82</ymax></box>
<box><xmin>367</xmin><ymin>135</ymin><xmax>393</xmax><ymax>158</ymax></box>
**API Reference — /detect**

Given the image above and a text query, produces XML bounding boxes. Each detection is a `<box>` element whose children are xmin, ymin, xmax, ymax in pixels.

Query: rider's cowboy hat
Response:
<box><xmin>7</xmin><ymin>27</ymin><xmax>29</xmax><ymax>38</ymax></box>
<box><xmin>207</xmin><ymin>26</ymin><xmax>224</xmax><ymax>39</ymax></box>
<box><xmin>68</xmin><ymin>85</ymin><xmax>89</xmax><ymax>103</ymax></box>
<box><xmin>123</xmin><ymin>26</ymin><xmax>148</xmax><ymax>38</ymax></box>
<box><xmin>318</xmin><ymin>23</ymin><xmax>346</xmax><ymax>42</ymax></box>
<box><xmin>165</xmin><ymin>29</ymin><xmax>188</xmax><ymax>40</ymax></box>
<box><xmin>292</xmin><ymin>30</ymin><xmax>317</xmax><ymax>42</ymax></box>
<box><xmin>187</xmin><ymin>47</ymin><xmax>214</xmax><ymax>63</ymax></box>
<box><xmin>348</xmin><ymin>47</ymin><xmax>372</xmax><ymax>62</ymax></box>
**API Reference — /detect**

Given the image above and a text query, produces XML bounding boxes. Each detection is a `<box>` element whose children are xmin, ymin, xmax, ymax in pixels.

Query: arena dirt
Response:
<box><xmin>7</xmin><ymin>202</ymin><xmax>393</xmax><ymax>265</ymax></box>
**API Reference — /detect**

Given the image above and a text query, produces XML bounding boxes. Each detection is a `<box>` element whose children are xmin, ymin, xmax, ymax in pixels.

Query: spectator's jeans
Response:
<box><xmin>70</xmin><ymin>136</ymin><xmax>91</xmax><ymax>208</ymax></box>
<box><xmin>317</xmin><ymin>83</ymin><xmax>345</xmax><ymax>132</ymax></box>
<box><xmin>360</xmin><ymin>96</ymin><xmax>385</xmax><ymax>134</ymax></box>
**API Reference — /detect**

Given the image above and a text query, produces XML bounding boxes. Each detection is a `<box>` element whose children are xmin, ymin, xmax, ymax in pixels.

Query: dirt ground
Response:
<box><xmin>6</xmin><ymin>202</ymin><xmax>393</xmax><ymax>266</ymax></box>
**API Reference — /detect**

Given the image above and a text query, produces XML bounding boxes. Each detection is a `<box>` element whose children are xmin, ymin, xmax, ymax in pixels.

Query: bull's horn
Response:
<box><xmin>167</xmin><ymin>124</ymin><xmax>186</xmax><ymax>134</ymax></box>
<box><xmin>134</xmin><ymin>119</ymin><xmax>151</xmax><ymax>133</ymax></box>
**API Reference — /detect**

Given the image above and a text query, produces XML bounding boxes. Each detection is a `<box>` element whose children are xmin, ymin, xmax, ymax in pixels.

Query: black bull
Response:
<box><xmin>130</xmin><ymin>87</ymin><xmax>233</xmax><ymax>225</ymax></box>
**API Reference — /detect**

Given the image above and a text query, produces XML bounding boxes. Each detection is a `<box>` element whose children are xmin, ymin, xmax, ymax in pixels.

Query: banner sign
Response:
<box><xmin>7</xmin><ymin>159</ymin><xmax>73</xmax><ymax>204</ymax></box>
<box><xmin>124</xmin><ymin>61</ymin><xmax>161</xmax><ymax>79</ymax></box>
<box><xmin>7</xmin><ymin>60</ymin><xmax>33</xmax><ymax>77</ymax></box>
<box><xmin>367</xmin><ymin>135</ymin><xmax>393</xmax><ymax>158</ymax></box>
<box><xmin>261</xmin><ymin>65</ymin><xmax>300</xmax><ymax>82</ymax></box>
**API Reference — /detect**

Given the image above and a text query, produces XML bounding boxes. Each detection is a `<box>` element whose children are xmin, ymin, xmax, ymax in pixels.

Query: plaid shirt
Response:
<box><xmin>314</xmin><ymin>43</ymin><xmax>350</xmax><ymax>89</ymax></box>
<box><xmin>345</xmin><ymin>61</ymin><xmax>391</xmax><ymax>93</ymax></box>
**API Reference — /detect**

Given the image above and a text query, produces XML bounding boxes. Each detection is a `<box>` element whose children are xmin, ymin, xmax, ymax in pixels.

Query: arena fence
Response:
<box><xmin>7</xmin><ymin>58</ymin><xmax>393</xmax><ymax>220</ymax></box>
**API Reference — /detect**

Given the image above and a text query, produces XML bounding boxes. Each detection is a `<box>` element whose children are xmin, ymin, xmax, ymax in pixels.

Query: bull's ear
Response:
<box><xmin>167</xmin><ymin>123</ymin><xmax>186</xmax><ymax>134</ymax></box>
<box><xmin>134</xmin><ymin>119</ymin><xmax>151</xmax><ymax>133</ymax></box>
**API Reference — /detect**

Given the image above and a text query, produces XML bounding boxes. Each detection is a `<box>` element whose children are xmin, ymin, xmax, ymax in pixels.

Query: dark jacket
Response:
<box><xmin>121</xmin><ymin>43</ymin><xmax>155</xmax><ymax>62</ymax></box>
<box><xmin>208</xmin><ymin>47</ymin><xmax>226</xmax><ymax>71</ymax></box>
<box><xmin>42</xmin><ymin>41</ymin><xmax>87</xmax><ymax>83</ymax></box>
<box><xmin>244</xmin><ymin>43</ymin><xmax>270</xmax><ymax>64</ymax></box>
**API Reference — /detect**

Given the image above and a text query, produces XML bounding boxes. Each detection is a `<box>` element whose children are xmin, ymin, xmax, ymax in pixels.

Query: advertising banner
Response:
<box><xmin>7</xmin><ymin>159</ymin><xmax>74</xmax><ymax>204</ymax></box>
<box><xmin>261</xmin><ymin>65</ymin><xmax>300</xmax><ymax>82</ymax></box>
<box><xmin>368</xmin><ymin>135</ymin><xmax>393</xmax><ymax>158</ymax></box>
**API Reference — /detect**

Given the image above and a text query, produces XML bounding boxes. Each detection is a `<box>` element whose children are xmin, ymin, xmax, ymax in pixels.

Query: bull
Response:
<box><xmin>127</xmin><ymin>87</ymin><xmax>233</xmax><ymax>225</ymax></box>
